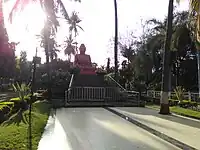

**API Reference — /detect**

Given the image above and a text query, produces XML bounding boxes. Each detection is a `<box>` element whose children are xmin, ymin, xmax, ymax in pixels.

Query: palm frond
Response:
<box><xmin>77</xmin><ymin>25</ymin><xmax>84</xmax><ymax>31</ymax></box>
<box><xmin>9</xmin><ymin>0</ymin><xmax>38</xmax><ymax>23</ymax></box>
<box><xmin>1</xmin><ymin>109</ymin><xmax>28</xmax><ymax>126</ymax></box>
<box><xmin>56</xmin><ymin>0</ymin><xmax>69</xmax><ymax>20</ymax></box>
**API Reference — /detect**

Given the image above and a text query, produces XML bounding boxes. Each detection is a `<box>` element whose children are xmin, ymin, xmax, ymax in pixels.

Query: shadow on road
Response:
<box><xmin>115</xmin><ymin>107</ymin><xmax>200</xmax><ymax>129</ymax></box>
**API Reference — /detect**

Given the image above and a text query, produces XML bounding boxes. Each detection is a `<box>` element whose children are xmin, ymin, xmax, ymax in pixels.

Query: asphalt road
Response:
<box><xmin>38</xmin><ymin>107</ymin><xmax>180</xmax><ymax>150</ymax></box>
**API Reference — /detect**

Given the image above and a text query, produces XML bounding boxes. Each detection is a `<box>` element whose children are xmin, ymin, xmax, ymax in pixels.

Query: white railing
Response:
<box><xmin>105</xmin><ymin>75</ymin><xmax>140</xmax><ymax>97</ymax></box>
<box><xmin>65</xmin><ymin>87</ymin><xmax>120</xmax><ymax>102</ymax></box>
<box><xmin>68</xmin><ymin>74</ymin><xmax>74</xmax><ymax>91</ymax></box>
<box><xmin>147</xmin><ymin>90</ymin><xmax>199</xmax><ymax>102</ymax></box>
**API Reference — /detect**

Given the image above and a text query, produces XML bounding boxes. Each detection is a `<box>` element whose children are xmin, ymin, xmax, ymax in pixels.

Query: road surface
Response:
<box><xmin>38</xmin><ymin>108</ymin><xmax>180</xmax><ymax>150</ymax></box>
<box><xmin>113</xmin><ymin>107</ymin><xmax>200</xmax><ymax>149</ymax></box>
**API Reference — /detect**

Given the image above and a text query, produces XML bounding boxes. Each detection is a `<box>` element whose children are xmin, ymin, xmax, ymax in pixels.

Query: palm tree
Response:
<box><xmin>37</xmin><ymin>31</ymin><xmax>60</xmax><ymax>61</ymax></box>
<box><xmin>64</xmin><ymin>35</ymin><xmax>76</xmax><ymax>61</ymax></box>
<box><xmin>5</xmin><ymin>1</ymin><xmax>79</xmax><ymax>149</ymax></box>
<box><xmin>189</xmin><ymin>0</ymin><xmax>200</xmax><ymax>97</ymax></box>
<box><xmin>119</xmin><ymin>43</ymin><xmax>135</xmax><ymax>63</ymax></box>
<box><xmin>67</xmin><ymin>11</ymin><xmax>83</xmax><ymax>38</ymax></box>
<box><xmin>146</xmin><ymin>11</ymin><xmax>190</xmax><ymax>84</ymax></box>
<box><xmin>66</xmin><ymin>11</ymin><xmax>83</xmax><ymax>54</ymax></box>
<box><xmin>7</xmin><ymin>0</ymin><xmax>81</xmax><ymax>100</ymax></box>
<box><xmin>114</xmin><ymin>0</ymin><xmax>118</xmax><ymax>80</ymax></box>
<box><xmin>8</xmin><ymin>0</ymin><xmax>80</xmax><ymax>24</ymax></box>
<box><xmin>158</xmin><ymin>0</ymin><xmax>186</xmax><ymax>114</ymax></box>
<box><xmin>159</xmin><ymin>0</ymin><xmax>175</xmax><ymax>114</ymax></box>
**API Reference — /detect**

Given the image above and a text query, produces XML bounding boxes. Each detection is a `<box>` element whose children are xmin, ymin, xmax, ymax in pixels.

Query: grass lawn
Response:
<box><xmin>146</xmin><ymin>104</ymin><xmax>200</xmax><ymax>120</ymax></box>
<box><xmin>0</xmin><ymin>100</ymin><xmax>51</xmax><ymax>150</ymax></box>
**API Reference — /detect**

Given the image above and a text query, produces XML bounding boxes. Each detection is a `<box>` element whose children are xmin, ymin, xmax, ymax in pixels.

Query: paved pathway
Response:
<box><xmin>112</xmin><ymin>107</ymin><xmax>200</xmax><ymax>149</ymax></box>
<box><xmin>38</xmin><ymin>108</ymin><xmax>179</xmax><ymax>150</ymax></box>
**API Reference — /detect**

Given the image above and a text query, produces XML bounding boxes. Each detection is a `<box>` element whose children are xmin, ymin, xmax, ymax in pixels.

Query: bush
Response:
<box><xmin>0</xmin><ymin>101</ymin><xmax>51</xmax><ymax>150</ymax></box>
<box><xmin>0</xmin><ymin>102</ymin><xmax>14</xmax><ymax>123</ymax></box>
<box><xmin>179</xmin><ymin>100</ymin><xmax>198</xmax><ymax>108</ymax></box>
<box><xmin>174</xmin><ymin>86</ymin><xmax>185</xmax><ymax>101</ymax></box>
<box><xmin>169</xmin><ymin>99</ymin><xmax>179</xmax><ymax>106</ymax></box>
<box><xmin>0</xmin><ymin>96</ymin><xmax>30</xmax><ymax>123</ymax></box>
<box><xmin>169</xmin><ymin>99</ymin><xmax>198</xmax><ymax>108</ymax></box>
<box><xmin>0</xmin><ymin>102</ymin><xmax>14</xmax><ymax>108</ymax></box>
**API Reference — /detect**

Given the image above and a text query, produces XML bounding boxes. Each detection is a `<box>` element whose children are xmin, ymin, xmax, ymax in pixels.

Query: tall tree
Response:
<box><xmin>159</xmin><ymin>0</ymin><xmax>174</xmax><ymax>114</ymax></box>
<box><xmin>37</xmin><ymin>30</ymin><xmax>60</xmax><ymax>62</ymax></box>
<box><xmin>65</xmin><ymin>11</ymin><xmax>83</xmax><ymax>55</ymax></box>
<box><xmin>0</xmin><ymin>0</ymin><xmax>15</xmax><ymax>78</ymax></box>
<box><xmin>114</xmin><ymin>0</ymin><xmax>118</xmax><ymax>80</ymax></box>
<box><xmin>159</xmin><ymin>0</ymin><xmax>182</xmax><ymax>114</ymax></box>
<box><xmin>189</xmin><ymin>0</ymin><xmax>200</xmax><ymax>96</ymax></box>
<box><xmin>7</xmin><ymin>0</ymin><xmax>81</xmax><ymax>102</ymax></box>
<box><xmin>67</xmin><ymin>11</ymin><xmax>83</xmax><ymax>38</ymax></box>
<box><xmin>64</xmin><ymin>35</ymin><xmax>76</xmax><ymax>61</ymax></box>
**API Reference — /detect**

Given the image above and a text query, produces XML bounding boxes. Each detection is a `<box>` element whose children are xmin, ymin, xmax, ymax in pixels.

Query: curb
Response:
<box><xmin>104</xmin><ymin>107</ymin><xmax>197</xmax><ymax>150</ymax></box>
<box><xmin>171</xmin><ymin>112</ymin><xmax>200</xmax><ymax>121</ymax></box>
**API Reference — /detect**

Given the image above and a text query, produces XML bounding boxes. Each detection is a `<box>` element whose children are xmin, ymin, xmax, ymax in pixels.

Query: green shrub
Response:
<box><xmin>0</xmin><ymin>102</ymin><xmax>14</xmax><ymax>106</ymax></box>
<box><xmin>174</xmin><ymin>86</ymin><xmax>185</xmax><ymax>101</ymax></box>
<box><xmin>8</xmin><ymin>96</ymin><xmax>30</xmax><ymax>116</ymax></box>
<box><xmin>179</xmin><ymin>100</ymin><xmax>198</xmax><ymax>108</ymax></box>
<box><xmin>169</xmin><ymin>99</ymin><xmax>179</xmax><ymax>106</ymax></box>
<box><xmin>0</xmin><ymin>103</ymin><xmax>14</xmax><ymax>123</ymax></box>
<box><xmin>10</xmin><ymin>96</ymin><xmax>30</xmax><ymax>102</ymax></box>
<box><xmin>10</xmin><ymin>97</ymin><xmax>21</xmax><ymax>101</ymax></box>
<box><xmin>0</xmin><ymin>100</ymin><xmax>51</xmax><ymax>150</ymax></box>
<box><xmin>0</xmin><ymin>104</ymin><xmax>10</xmax><ymax>111</ymax></box>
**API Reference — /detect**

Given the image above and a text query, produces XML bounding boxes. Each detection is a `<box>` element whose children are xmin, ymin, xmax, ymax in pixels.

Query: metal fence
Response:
<box><xmin>147</xmin><ymin>90</ymin><xmax>200</xmax><ymax>102</ymax></box>
<box><xmin>65</xmin><ymin>86</ymin><xmax>120</xmax><ymax>103</ymax></box>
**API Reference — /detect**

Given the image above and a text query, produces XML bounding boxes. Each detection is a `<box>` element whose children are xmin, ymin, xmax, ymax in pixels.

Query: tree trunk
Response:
<box><xmin>44</xmin><ymin>25</ymin><xmax>52</xmax><ymax>101</ymax></box>
<box><xmin>197</xmin><ymin>50</ymin><xmax>200</xmax><ymax>97</ymax></box>
<box><xmin>160</xmin><ymin>0</ymin><xmax>174</xmax><ymax>114</ymax></box>
<box><xmin>114</xmin><ymin>0</ymin><xmax>118</xmax><ymax>80</ymax></box>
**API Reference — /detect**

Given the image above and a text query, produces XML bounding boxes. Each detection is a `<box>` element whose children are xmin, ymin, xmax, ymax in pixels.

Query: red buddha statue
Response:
<box><xmin>74</xmin><ymin>44</ymin><xmax>96</xmax><ymax>74</ymax></box>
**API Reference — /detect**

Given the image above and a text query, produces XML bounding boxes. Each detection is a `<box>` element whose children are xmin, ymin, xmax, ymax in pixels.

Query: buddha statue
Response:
<box><xmin>74</xmin><ymin>44</ymin><xmax>96</xmax><ymax>74</ymax></box>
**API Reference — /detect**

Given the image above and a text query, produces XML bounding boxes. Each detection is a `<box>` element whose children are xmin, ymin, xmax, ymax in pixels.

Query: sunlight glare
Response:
<box><xmin>4</xmin><ymin>2</ymin><xmax>46</xmax><ymax>40</ymax></box>
<box><xmin>3</xmin><ymin>1</ymin><xmax>46</xmax><ymax>60</ymax></box>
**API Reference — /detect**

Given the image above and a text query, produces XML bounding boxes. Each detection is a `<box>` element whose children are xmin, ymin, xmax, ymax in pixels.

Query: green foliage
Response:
<box><xmin>169</xmin><ymin>98</ymin><xmax>198</xmax><ymax>108</ymax></box>
<box><xmin>118</xmin><ymin>10</ymin><xmax>198</xmax><ymax>91</ymax></box>
<box><xmin>179</xmin><ymin>100</ymin><xmax>198</xmax><ymax>108</ymax></box>
<box><xmin>170</xmin><ymin>106</ymin><xmax>200</xmax><ymax>119</ymax></box>
<box><xmin>0</xmin><ymin>82</ymin><xmax>31</xmax><ymax>125</ymax></box>
<box><xmin>0</xmin><ymin>103</ymin><xmax>11</xmax><ymax>111</ymax></box>
<box><xmin>12</xmin><ymin>82</ymin><xmax>31</xmax><ymax>102</ymax></box>
<box><xmin>2</xmin><ymin>109</ymin><xmax>28</xmax><ymax>126</ymax></box>
<box><xmin>147</xmin><ymin>105</ymin><xmax>200</xmax><ymax>120</ymax></box>
<box><xmin>10</xmin><ymin>96</ymin><xmax>30</xmax><ymax>102</ymax></box>
<box><xmin>169</xmin><ymin>99</ymin><xmax>179</xmax><ymax>106</ymax></box>
<box><xmin>174</xmin><ymin>86</ymin><xmax>185</xmax><ymax>101</ymax></box>
<box><xmin>0</xmin><ymin>101</ymin><xmax>51</xmax><ymax>150</ymax></box>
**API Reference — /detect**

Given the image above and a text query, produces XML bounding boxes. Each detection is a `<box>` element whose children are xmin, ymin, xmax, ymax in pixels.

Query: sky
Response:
<box><xmin>3</xmin><ymin>0</ymin><xmax>189</xmax><ymax>66</ymax></box>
